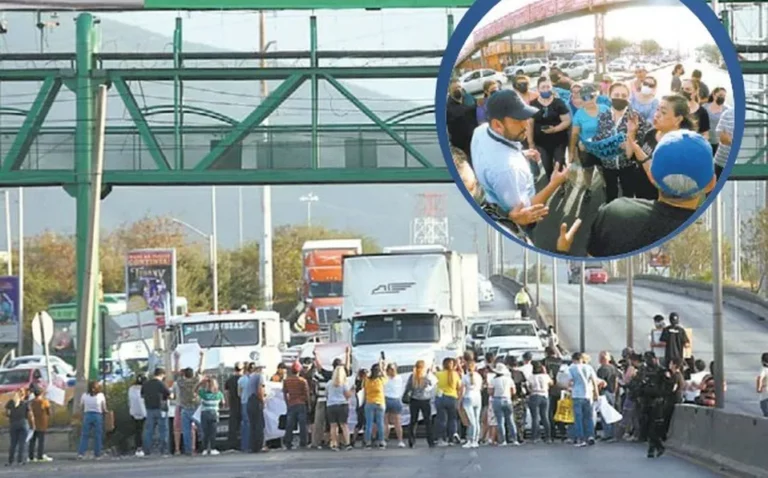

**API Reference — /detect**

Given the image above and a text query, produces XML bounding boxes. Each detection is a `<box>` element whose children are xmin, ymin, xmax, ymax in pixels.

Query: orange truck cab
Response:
<box><xmin>301</xmin><ymin>240</ymin><xmax>363</xmax><ymax>332</ymax></box>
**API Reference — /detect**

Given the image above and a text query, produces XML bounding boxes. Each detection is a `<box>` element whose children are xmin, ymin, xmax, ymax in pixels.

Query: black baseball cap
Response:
<box><xmin>486</xmin><ymin>89</ymin><xmax>538</xmax><ymax>121</ymax></box>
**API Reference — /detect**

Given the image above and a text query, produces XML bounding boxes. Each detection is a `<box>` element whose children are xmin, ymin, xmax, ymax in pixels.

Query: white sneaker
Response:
<box><xmin>437</xmin><ymin>440</ymin><xmax>449</xmax><ymax>447</ymax></box>
<box><xmin>397</xmin><ymin>441</ymin><xmax>406</xmax><ymax>449</ymax></box>
<box><xmin>134</xmin><ymin>450</ymin><xmax>144</xmax><ymax>458</ymax></box>
<box><xmin>41</xmin><ymin>455</ymin><xmax>54</xmax><ymax>462</ymax></box>
<box><xmin>471</xmin><ymin>442</ymin><xmax>480</xmax><ymax>449</ymax></box>
<box><xmin>498</xmin><ymin>441</ymin><xmax>508</xmax><ymax>447</ymax></box>
<box><xmin>210</xmin><ymin>450</ymin><xmax>220</xmax><ymax>456</ymax></box>
<box><xmin>462</xmin><ymin>442</ymin><xmax>473</xmax><ymax>449</ymax></box>
<box><xmin>201</xmin><ymin>450</ymin><xmax>209</xmax><ymax>456</ymax></box>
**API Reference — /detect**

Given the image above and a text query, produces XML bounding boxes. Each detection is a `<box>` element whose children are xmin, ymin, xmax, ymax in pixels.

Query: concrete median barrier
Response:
<box><xmin>667</xmin><ymin>404</ymin><xmax>768</xmax><ymax>478</ymax></box>
<box><xmin>631</xmin><ymin>275</ymin><xmax>768</xmax><ymax>324</ymax></box>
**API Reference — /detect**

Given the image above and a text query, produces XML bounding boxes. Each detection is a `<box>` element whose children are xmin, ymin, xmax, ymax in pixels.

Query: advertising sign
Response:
<box><xmin>0</xmin><ymin>276</ymin><xmax>20</xmax><ymax>344</ymax></box>
<box><xmin>125</xmin><ymin>249</ymin><xmax>177</xmax><ymax>328</ymax></box>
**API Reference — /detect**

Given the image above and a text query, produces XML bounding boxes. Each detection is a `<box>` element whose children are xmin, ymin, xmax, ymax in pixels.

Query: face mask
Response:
<box><xmin>611</xmin><ymin>98</ymin><xmax>628</xmax><ymax>110</ymax></box>
<box><xmin>539</xmin><ymin>91</ymin><xmax>552</xmax><ymax>99</ymax></box>
<box><xmin>715</xmin><ymin>97</ymin><xmax>725</xmax><ymax>105</ymax></box>
<box><xmin>641</xmin><ymin>86</ymin><xmax>653</xmax><ymax>95</ymax></box>
<box><xmin>682</xmin><ymin>91</ymin><xmax>693</xmax><ymax>101</ymax></box>
<box><xmin>451</xmin><ymin>90</ymin><xmax>463</xmax><ymax>100</ymax></box>
<box><xmin>516</xmin><ymin>83</ymin><xmax>529</xmax><ymax>94</ymax></box>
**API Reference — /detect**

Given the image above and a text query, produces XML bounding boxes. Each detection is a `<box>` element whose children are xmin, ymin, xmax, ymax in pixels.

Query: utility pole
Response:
<box><xmin>579</xmin><ymin>261</ymin><xmax>585</xmax><ymax>352</ymax></box>
<box><xmin>535</xmin><ymin>252</ymin><xmax>541</xmax><ymax>307</ymax></box>
<box><xmin>712</xmin><ymin>193</ymin><xmax>725</xmax><ymax>409</ymax></box>
<box><xmin>211</xmin><ymin>187</ymin><xmax>219</xmax><ymax>312</ymax></box>
<box><xmin>238</xmin><ymin>186</ymin><xmax>244</xmax><ymax>248</ymax></box>
<box><xmin>260</xmin><ymin>10</ymin><xmax>274</xmax><ymax>311</ymax></box>
<box><xmin>627</xmin><ymin>256</ymin><xmax>634</xmax><ymax>349</ymax></box>
<box><xmin>523</xmin><ymin>248</ymin><xmax>529</xmax><ymax>288</ymax></box>
<box><xmin>552</xmin><ymin>258</ymin><xmax>559</xmax><ymax>334</ymax></box>
<box><xmin>3</xmin><ymin>191</ymin><xmax>9</xmax><ymax>275</ymax></box>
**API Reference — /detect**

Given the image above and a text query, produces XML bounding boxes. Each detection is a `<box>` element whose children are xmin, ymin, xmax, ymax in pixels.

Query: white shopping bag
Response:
<box><xmin>46</xmin><ymin>385</ymin><xmax>66</xmax><ymax>406</ymax></box>
<box><xmin>192</xmin><ymin>405</ymin><xmax>202</xmax><ymax>424</ymax></box>
<box><xmin>596</xmin><ymin>396</ymin><xmax>623</xmax><ymax>424</ymax></box>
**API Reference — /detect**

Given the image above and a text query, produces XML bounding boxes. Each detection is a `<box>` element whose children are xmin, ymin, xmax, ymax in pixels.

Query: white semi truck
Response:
<box><xmin>338</xmin><ymin>248</ymin><xmax>479</xmax><ymax>374</ymax></box>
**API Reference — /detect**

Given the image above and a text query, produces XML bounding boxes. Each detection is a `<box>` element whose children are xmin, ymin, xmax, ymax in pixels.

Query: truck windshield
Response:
<box><xmin>181</xmin><ymin>320</ymin><xmax>260</xmax><ymax>347</ymax></box>
<box><xmin>309</xmin><ymin>281</ymin><xmax>343</xmax><ymax>298</ymax></box>
<box><xmin>487</xmin><ymin>323</ymin><xmax>536</xmax><ymax>338</ymax></box>
<box><xmin>351</xmin><ymin>313</ymin><xmax>439</xmax><ymax>346</ymax></box>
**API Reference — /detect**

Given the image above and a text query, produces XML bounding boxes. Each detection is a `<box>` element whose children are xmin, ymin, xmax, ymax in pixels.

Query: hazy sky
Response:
<box><xmin>468</xmin><ymin>0</ymin><xmax>720</xmax><ymax>54</ymax></box>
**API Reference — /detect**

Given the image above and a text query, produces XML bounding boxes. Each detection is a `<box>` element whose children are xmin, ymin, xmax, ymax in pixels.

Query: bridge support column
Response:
<box><xmin>593</xmin><ymin>12</ymin><xmax>606</xmax><ymax>80</ymax></box>
<box><xmin>173</xmin><ymin>16</ymin><xmax>184</xmax><ymax>170</ymax></box>
<box><xmin>310</xmin><ymin>15</ymin><xmax>319</xmax><ymax>169</ymax></box>
<box><xmin>712</xmin><ymin>193</ymin><xmax>725</xmax><ymax>408</ymax></box>
<box><xmin>73</xmin><ymin>13</ymin><xmax>101</xmax><ymax>387</ymax></box>
<box><xmin>447</xmin><ymin>12</ymin><xmax>454</xmax><ymax>41</ymax></box>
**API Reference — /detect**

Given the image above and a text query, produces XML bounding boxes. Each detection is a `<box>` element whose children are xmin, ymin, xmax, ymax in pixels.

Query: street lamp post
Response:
<box><xmin>300</xmin><ymin>193</ymin><xmax>319</xmax><ymax>227</ymax></box>
<box><xmin>172</xmin><ymin>217</ymin><xmax>218</xmax><ymax>312</ymax></box>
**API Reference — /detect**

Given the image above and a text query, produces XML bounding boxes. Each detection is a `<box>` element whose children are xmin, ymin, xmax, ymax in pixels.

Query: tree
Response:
<box><xmin>741</xmin><ymin>209</ymin><xmax>768</xmax><ymax>294</ymax></box>
<box><xmin>605</xmin><ymin>37</ymin><xmax>632</xmax><ymax>58</ymax></box>
<box><xmin>696</xmin><ymin>44</ymin><xmax>722</xmax><ymax>66</ymax></box>
<box><xmin>666</xmin><ymin>221</ymin><xmax>713</xmax><ymax>280</ymax></box>
<box><xmin>639</xmin><ymin>39</ymin><xmax>662</xmax><ymax>56</ymax></box>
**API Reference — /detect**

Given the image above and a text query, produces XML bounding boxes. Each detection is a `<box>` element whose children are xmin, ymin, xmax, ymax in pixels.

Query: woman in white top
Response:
<box><xmin>128</xmin><ymin>375</ymin><xmax>147</xmax><ymax>456</ymax></box>
<box><xmin>459</xmin><ymin>359</ymin><xmax>483</xmax><ymax>448</ymax></box>
<box><xmin>527</xmin><ymin>361</ymin><xmax>554</xmax><ymax>443</ymax></box>
<box><xmin>383</xmin><ymin>363</ymin><xmax>406</xmax><ymax>448</ymax></box>
<box><xmin>684</xmin><ymin>359</ymin><xmax>708</xmax><ymax>404</ymax></box>
<box><xmin>77</xmin><ymin>380</ymin><xmax>108</xmax><ymax>459</ymax></box>
<box><xmin>326</xmin><ymin>366</ymin><xmax>355</xmax><ymax>450</ymax></box>
<box><xmin>487</xmin><ymin>363</ymin><xmax>518</xmax><ymax>446</ymax></box>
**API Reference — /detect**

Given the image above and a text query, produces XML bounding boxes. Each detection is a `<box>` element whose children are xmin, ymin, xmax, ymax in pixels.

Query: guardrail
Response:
<box><xmin>668</xmin><ymin>404</ymin><xmax>768</xmax><ymax>478</ymax></box>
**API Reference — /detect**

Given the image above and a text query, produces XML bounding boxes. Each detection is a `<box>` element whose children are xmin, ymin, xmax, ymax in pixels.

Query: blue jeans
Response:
<box><xmin>240</xmin><ymin>403</ymin><xmax>250</xmax><ymax>451</ymax></box>
<box><xmin>572</xmin><ymin>398</ymin><xmax>595</xmax><ymax>441</ymax></box>
<box><xmin>283</xmin><ymin>404</ymin><xmax>309</xmax><ymax>449</ymax></box>
<box><xmin>462</xmin><ymin>397</ymin><xmax>482</xmax><ymax>443</ymax></box>
<box><xmin>528</xmin><ymin>394</ymin><xmax>551</xmax><ymax>441</ymax></box>
<box><xmin>364</xmin><ymin>403</ymin><xmax>385</xmax><ymax>444</ymax></box>
<box><xmin>143</xmin><ymin>409</ymin><xmax>168</xmax><ymax>455</ymax></box>
<box><xmin>78</xmin><ymin>412</ymin><xmax>103</xmax><ymax>457</ymax></box>
<box><xmin>181</xmin><ymin>407</ymin><xmax>200</xmax><ymax>455</ymax></box>
<box><xmin>8</xmin><ymin>424</ymin><xmax>28</xmax><ymax>464</ymax></box>
<box><xmin>760</xmin><ymin>398</ymin><xmax>768</xmax><ymax>417</ymax></box>
<box><xmin>435</xmin><ymin>396</ymin><xmax>458</xmax><ymax>442</ymax></box>
<box><xmin>492</xmin><ymin>397</ymin><xmax>516</xmax><ymax>443</ymax></box>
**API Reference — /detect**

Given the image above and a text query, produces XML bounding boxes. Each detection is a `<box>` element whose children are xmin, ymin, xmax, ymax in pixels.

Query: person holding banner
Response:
<box><xmin>173</xmin><ymin>350</ymin><xmax>205</xmax><ymax>456</ymax></box>
<box><xmin>6</xmin><ymin>389</ymin><xmax>34</xmax><ymax>466</ymax></box>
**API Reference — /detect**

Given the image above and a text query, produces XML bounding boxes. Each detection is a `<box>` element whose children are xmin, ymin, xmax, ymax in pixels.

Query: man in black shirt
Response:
<box><xmin>596</xmin><ymin>351</ymin><xmax>620</xmax><ymax>441</ymax></box>
<box><xmin>141</xmin><ymin>367</ymin><xmax>173</xmax><ymax>456</ymax></box>
<box><xmin>660</xmin><ymin>312</ymin><xmax>690</xmax><ymax>367</ymax></box>
<box><xmin>224</xmin><ymin>362</ymin><xmax>244</xmax><ymax>448</ymax></box>
<box><xmin>556</xmin><ymin>129</ymin><xmax>716</xmax><ymax>257</ymax></box>
<box><xmin>446</xmin><ymin>79</ymin><xmax>478</xmax><ymax>165</ymax></box>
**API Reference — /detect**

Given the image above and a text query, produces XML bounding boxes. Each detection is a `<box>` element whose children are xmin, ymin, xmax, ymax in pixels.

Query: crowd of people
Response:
<box><xmin>447</xmin><ymin>63</ymin><xmax>730</xmax><ymax>256</ymax></box>
<box><xmin>4</xmin><ymin>312</ymin><xmax>766</xmax><ymax>465</ymax></box>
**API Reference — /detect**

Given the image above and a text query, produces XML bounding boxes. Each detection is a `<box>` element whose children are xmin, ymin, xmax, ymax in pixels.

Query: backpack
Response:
<box><xmin>511</xmin><ymin>370</ymin><xmax>529</xmax><ymax>398</ymax></box>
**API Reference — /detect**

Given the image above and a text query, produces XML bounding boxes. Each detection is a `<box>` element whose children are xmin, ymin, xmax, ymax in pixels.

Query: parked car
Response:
<box><xmin>0</xmin><ymin>364</ymin><xmax>75</xmax><ymax>428</ymax></box>
<box><xmin>459</xmin><ymin>69</ymin><xmax>506</xmax><ymax>95</ymax></box>
<box><xmin>608</xmin><ymin>58</ymin><xmax>631</xmax><ymax>72</ymax></box>
<box><xmin>505</xmin><ymin>58</ymin><xmax>549</xmax><ymax>79</ymax></box>
<box><xmin>561</xmin><ymin>60</ymin><xmax>592</xmax><ymax>80</ymax></box>
<box><xmin>3</xmin><ymin>354</ymin><xmax>75</xmax><ymax>378</ymax></box>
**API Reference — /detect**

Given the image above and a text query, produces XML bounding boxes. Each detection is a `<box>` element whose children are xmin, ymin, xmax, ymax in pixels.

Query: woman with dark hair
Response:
<box><xmin>128</xmin><ymin>374</ymin><xmax>147</xmax><ymax>456</ymax></box>
<box><xmin>78</xmin><ymin>380</ymin><xmax>108</xmax><ymax>459</ymax></box>
<box><xmin>626</xmin><ymin>94</ymin><xmax>695</xmax><ymax>200</ymax></box>
<box><xmin>591</xmin><ymin>82</ymin><xmax>651</xmax><ymax>203</ymax></box>
<box><xmin>681</xmin><ymin>79</ymin><xmax>710</xmax><ymax>137</ymax></box>
<box><xmin>527</xmin><ymin>76</ymin><xmax>571</xmax><ymax>180</ymax></box>
<box><xmin>703</xmin><ymin>87</ymin><xmax>729</xmax><ymax>155</ymax></box>
<box><xmin>757</xmin><ymin>353</ymin><xmax>768</xmax><ymax>417</ymax></box>
<box><xmin>670</xmin><ymin>64</ymin><xmax>684</xmax><ymax>93</ymax></box>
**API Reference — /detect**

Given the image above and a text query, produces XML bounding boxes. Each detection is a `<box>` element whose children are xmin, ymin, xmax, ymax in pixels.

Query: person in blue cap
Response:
<box><xmin>556</xmin><ymin>129</ymin><xmax>716</xmax><ymax>257</ymax></box>
<box><xmin>471</xmin><ymin>89</ymin><xmax>570</xmax><ymax>230</ymax></box>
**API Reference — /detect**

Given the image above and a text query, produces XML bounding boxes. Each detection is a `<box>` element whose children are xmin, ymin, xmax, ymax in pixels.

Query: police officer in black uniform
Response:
<box><xmin>638</xmin><ymin>351</ymin><xmax>675</xmax><ymax>458</ymax></box>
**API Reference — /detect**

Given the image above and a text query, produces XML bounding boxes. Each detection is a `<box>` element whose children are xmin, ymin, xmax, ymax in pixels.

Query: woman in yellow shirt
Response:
<box><xmin>363</xmin><ymin>362</ymin><xmax>388</xmax><ymax>449</ymax></box>
<box><xmin>434</xmin><ymin>357</ymin><xmax>461</xmax><ymax>445</ymax></box>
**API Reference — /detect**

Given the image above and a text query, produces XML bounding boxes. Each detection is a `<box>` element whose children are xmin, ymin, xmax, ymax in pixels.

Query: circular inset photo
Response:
<box><xmin>439</xmin><ymin>0</ymin><xmax>745</xmax><ymax>259</ymax></box>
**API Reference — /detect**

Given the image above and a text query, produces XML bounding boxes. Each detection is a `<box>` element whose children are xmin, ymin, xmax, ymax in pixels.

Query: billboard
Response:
<box><xmin>125</xmin><ymin>249</ymin><xmax>177</xmax><ymax>328</ymax></box>
<box><xmin>0</xmin><ymin>276</ymin><xmax>19</xmax><ymax>344</ymax></box>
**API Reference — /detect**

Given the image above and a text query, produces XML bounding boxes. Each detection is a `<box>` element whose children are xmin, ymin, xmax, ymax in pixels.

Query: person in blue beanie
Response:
<box><xmin>556</xmin><ymin>129</ymin><xmax>716</xmax><ymax>257</ymax></box>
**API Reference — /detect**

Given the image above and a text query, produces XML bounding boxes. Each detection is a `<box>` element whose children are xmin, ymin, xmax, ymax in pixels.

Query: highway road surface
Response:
<box><xmin>536</xmin><ymin>280</ymin><xmax>766</xmax><ymax>417</ymax></box>
<box><xmin>7</xmin><ymin>443</ymin><xmax>721</xmax><ymax>477</ymax></box>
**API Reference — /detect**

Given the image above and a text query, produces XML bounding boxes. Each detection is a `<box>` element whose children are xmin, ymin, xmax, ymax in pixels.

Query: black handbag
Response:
<box><xmin>401</xmin><ymin>377</ymin><xmax>412</xmax><ymax>404</ymax></box>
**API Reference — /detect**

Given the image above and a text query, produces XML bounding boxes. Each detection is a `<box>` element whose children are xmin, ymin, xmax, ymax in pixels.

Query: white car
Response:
<box><xmin>608</xmin><ymin>58</ymin><xmax>631</xmax><ymax>72</ymax></box>
<box><xmin>459</xmin><ymin>69</ymin><xmax>506</xmax><ymax>95</ymax></box>
<box><xmin>3</xmin><ymin>354</ymin><xmax>75</xmax><ymax>378</ymax></box>
<box><xmin>561</xmin><ymin>60</ymin><xmax>592</xmax><ymax>80</ymax></box>
<box><xmin>504</xmin><ymin>58</ymin><xmax>549</xmax><ymax>79</ymax></box>
<box><xmin>477</xmin><ymin>319</ymin><xmax>545</xmax><ymax>356</ymax></box>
